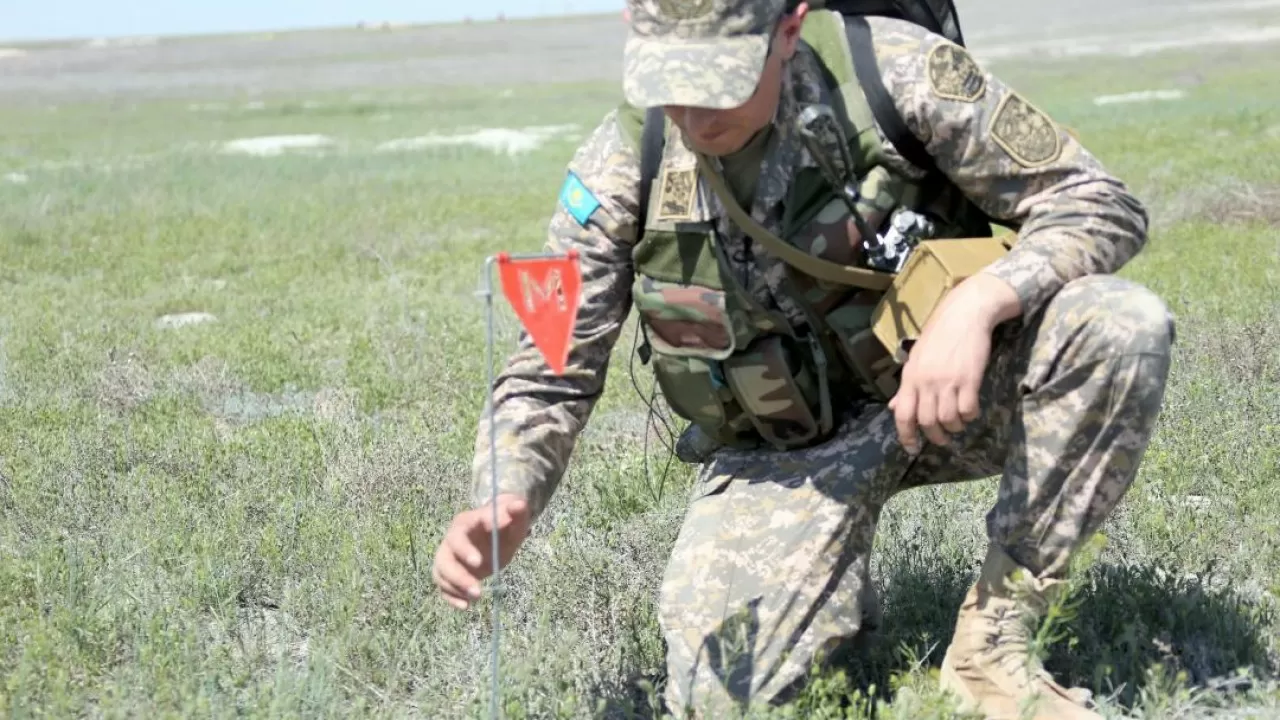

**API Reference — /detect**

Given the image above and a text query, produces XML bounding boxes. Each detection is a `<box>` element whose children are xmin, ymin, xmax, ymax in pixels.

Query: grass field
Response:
<box><xmin>1</xmin><ymin>19</ymin><xmax>1279</xmax><ymax>720</ymax></box>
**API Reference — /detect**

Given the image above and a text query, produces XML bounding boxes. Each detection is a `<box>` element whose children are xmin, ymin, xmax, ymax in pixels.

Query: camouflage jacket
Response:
<box><xmin>470</xmin><ymin>16</ymin><xmax>1150</xmax><ymax>520</ymax></box>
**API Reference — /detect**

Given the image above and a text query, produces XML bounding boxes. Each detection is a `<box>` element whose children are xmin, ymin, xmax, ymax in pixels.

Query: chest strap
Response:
<box><xmin>693</xmin><ymin>152</ymin><xmax>894</xmax><ymax>292</ymax></box>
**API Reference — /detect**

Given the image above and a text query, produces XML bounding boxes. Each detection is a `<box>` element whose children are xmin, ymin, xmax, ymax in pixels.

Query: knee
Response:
<box><xmin>1055</xmin><ymin>275</ymin><xmax>1176</xmax><ymax>358</ymax></box>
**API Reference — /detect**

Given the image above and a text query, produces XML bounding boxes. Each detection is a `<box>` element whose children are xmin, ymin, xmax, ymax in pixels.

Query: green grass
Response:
<box><xmin>1</xmin><ymin>36</ymin><xmax>1278</xmax><ymax>719</ymax></box>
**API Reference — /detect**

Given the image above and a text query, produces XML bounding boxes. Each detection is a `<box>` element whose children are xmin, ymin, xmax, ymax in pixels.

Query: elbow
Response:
<box><xmin>1116</xmin><ymin>181</ymin><xmax>1151</xmax><ymax>257</ymax></box>
<box><xmin>1051</xmin><ymin>176</ymin><xmax>1153</xmax><ymax>262</ymax></box>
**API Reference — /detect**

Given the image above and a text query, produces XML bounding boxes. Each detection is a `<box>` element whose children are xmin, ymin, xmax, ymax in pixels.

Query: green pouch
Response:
<box><xmin>824</xmin><ymin>290</ymin><xmax>900</xmax><ymax>401</ymax></box>
<box><xmin>632</xmin><ymin>276</ymin><xmax>739</xmax><ymax>360</ymax></box>
<box><xmin>721</xmin><ymin>334</ymin><xmax>827</xmax><ymax>450</ymax></box>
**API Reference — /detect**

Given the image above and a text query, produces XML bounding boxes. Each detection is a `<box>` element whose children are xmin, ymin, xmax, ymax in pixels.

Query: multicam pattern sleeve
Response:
<box><xmin>866</xmin><ymin>17</ymin><xmax>1151</xmax><ymax>320</ymax></box>
<box><xmin>469</xmin><ymin>110</ymin><xmax>642</xmax><ymax>520</ymax></box>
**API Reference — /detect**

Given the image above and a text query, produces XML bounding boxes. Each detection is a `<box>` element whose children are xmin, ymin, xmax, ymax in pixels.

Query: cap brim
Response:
<box><xmin>622</xmin><ymin>34</ymin><xmax>770</xmax><ymax>110</ymax></box>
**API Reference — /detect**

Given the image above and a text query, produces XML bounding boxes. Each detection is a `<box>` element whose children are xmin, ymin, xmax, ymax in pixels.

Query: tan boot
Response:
<box><xmin>939</xmin><ymin>545</ymin><xmax>1101</xmax><ymax>720</ymax></box>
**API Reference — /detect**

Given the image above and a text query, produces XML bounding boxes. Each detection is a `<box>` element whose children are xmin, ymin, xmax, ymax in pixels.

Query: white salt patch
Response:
<box><xmin>155</xmin><ymin>312</ymin><xmax>217</xmax><ymax>329</ymax></box>
<box><xmin>85</xmin><ymin>36</ymin><xmax>158</xmax><ymax>48</ymax></box>
<box><xmin>0</xmin><ymin>49</ymin><xmax>27</xmax><ymax>60</ymax></box>
<box><xmin>975</xmin><ymin>25</ymin><xmax>1280</xmax><ymax>62</ymax></box>
<box><xmin>4</xmin><ymin>172</ymin><xmax>28</xmax><ymax>184</ymax></box>
<box><xmin>1119</xmin><ymin>26</ymin><xmax>1280</xmax><ymax>55</ymax></box>
<box><xmin>1187</xmin><ymin>0</ymin><xmax>1280</xmax><ymax>13</ymax></box>
<box><xmin>376</xmin><ymin>124</ymin><xmax>579</xmax><ymax>156</ymax></box>
<box><xmin>1093</xmin><ymin>89</ymin><xmax>1186</xmax><ymax>105</ymax></box>
<box><xmin>220</xmin><ymin>135</ymin><xmax>334</xmax><ymax>156</ymax></box>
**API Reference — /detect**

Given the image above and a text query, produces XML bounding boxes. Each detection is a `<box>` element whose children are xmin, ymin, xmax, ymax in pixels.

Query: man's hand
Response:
<box><xmin>433</xmin><ymin>493</ymin><xmax>532</xmax><ymax>610</ymax></box>
<box><xmin>889</xmin><ymin>272</ymin><xmax>1022</xmax><ymax>456</ymax></box>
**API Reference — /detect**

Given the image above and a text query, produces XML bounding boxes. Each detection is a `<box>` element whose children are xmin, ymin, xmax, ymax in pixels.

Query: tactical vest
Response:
<box><xmin>620</xmin><ymin>11</ymin><xmax>993</xmax><ymax>453</ymax></box>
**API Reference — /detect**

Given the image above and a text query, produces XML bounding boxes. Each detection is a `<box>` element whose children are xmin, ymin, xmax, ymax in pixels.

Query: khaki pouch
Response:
<box><xmin>871</xmin><ymin>235</ymin><xmax>1013</xmax><ymax>363</ymax></box>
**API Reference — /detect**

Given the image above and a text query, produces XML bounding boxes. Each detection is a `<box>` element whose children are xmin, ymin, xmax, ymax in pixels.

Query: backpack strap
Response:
<box><xmin>637</xmin><ymin>106</ymin><xmax>667</xmax><ymax>237</ymax></box>
<box><xmin>844</xmin><ymin>15</ymin><xmax>938</xmax><ymax>177</ymax></box>
<box><xmin>633</xmin><ymin>106</ymin><xmax>667</xmax><ymax>366</ymax></box>
<box><xmin>844</xmin><ymin>14</ymin><xmax>997</xmax><ymax>236</ymax></box>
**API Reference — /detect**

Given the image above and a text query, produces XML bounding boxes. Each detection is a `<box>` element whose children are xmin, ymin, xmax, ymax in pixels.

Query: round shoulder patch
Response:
<box><xmin>927</xmin><ymin>43</ymin><xmax>986</xmax><ymax>103</ymax></box>
<box><xmin>989</xmin><ymin>93</ymin><xmax>1063</xmax><ymax>167</ymax></box>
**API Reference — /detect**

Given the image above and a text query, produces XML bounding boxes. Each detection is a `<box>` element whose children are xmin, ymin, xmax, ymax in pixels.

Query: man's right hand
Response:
<box><xmin>432</xmin><ymin>493</ymin><xmax>532</xmax><ymax>610</ymax></box>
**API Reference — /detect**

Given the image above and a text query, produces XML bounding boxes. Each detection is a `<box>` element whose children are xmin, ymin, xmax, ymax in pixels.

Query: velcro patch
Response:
<box><xmin>927</xmin><ymin>43</ymin><xmax>986</xmax><ymax>102</ymax></box>
<box><xmin>655</xmin><ymin>166</ymin><xmax>698</xmax><ymax>222</ymax></box>
<box><xmin>559</xmin><ymin>171</ymin><xmax>601</xmax><ymax>227</ymax></box>
<box><xmin>989</xmin><ymin>93</ymin><xmax>1063</xmax><ymax>167</ymax></box>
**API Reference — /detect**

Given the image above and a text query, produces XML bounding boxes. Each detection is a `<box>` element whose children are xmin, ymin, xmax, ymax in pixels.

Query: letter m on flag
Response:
<box><xmin>497</xmin><ymin>251</ymin><xmax>582</xmax><ymax>375</ymax></box>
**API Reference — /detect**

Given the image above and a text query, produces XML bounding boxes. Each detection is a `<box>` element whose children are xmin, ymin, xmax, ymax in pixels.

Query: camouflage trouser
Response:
<box><xmin>657</xmin><ymin>275</ymin><xmax>1176</xmax><ymax>717</ymax></box>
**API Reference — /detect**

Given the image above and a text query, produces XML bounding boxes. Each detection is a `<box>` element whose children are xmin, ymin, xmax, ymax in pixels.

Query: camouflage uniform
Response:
<box><xmin>470</xmin><ymin>0</ymin><xmax>1174</xmax><ymax>716</ymax></box>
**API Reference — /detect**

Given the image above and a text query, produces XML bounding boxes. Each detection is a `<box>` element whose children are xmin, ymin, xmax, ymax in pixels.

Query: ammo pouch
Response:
<box><xmin>721</xmin><ymin>333</ymin><xmax>830</xmax><ymax>450</ymax></box>
<box><xmin>823</xmin><ymin>289</ymin><xmax>902</xmax><ymax>401</ymax></box>
<box><xmin>636</xmin><ymin>295</ymin><xmax>836</xmax><ymax>452</ymax></box>
<box><xmin>631</xmin><ymin>220</ymin><xmax>837</xmax><ymax>452</ymax></box>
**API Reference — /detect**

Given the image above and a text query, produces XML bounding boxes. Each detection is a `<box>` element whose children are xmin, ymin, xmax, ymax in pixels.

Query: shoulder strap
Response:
<box><xmin>843</xmin><ymin>14</ymin><xmax>997</xmax><ymax>235</ymax></box>
<box><xmin>844</xmin><ymin>15</ymin><xmax>938</xmax><ymax>177</ymax></box>
<box><xmin>637</xmin><ymin>106</ymin><xmax>666</xmax><ymax>237</ymax></box>
<box><xmin>694</xmin><ymin>153</ymin><xmax>893</xmax><ymax>291</ymax></box>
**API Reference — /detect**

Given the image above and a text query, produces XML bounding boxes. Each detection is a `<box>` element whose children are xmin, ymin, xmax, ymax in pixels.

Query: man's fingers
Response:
<box><xmin>958</xmin><ymin>380</ymin><xmax>981</xmax><ymax>423</ymax></box>
<box><xmin>937</xmin><ymin>386</ymin><xmax>966</xmax><ymax>435</ymax></box>
<box><xmin>499</xmin><ymin>498</ymin><xmax>530</xmax><ymax>528</ymax></box>
<box><xmin>434</xmin><ymin>569</ymin><xmax>472</xmax><ymax>610</ymax></box>
<box><xmin>480</xmin><ymin>497</ymin><xmax>530</xmax><ymax>533</ymax></box>
<box><xmin>433</xmin><ymin>557</ymin><xmax>479</xmax><ymax>609</ymax></box>
<box><xmin>436</xmin><ymin>543</ymin><xmax>485</xmax><ymax>600</ymax></box>
<box><xmin>892</xmin><ymin>385</ymin><xmax>920</xmax><ymax>455</ymax></box>
<box><xmin>915</xmin><ymin>387</ymin><xmax>950</xmax><ymax>447</ymax></box>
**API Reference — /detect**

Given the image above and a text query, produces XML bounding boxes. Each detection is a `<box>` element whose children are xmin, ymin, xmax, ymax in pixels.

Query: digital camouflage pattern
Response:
<box><xmin>469</xmin><ymin>10</ymin><xmax>1163</xmax><ymax>717</ymax></box>
<box><xmin>864</xmin><ymin>21</ymin><xmax>1150</xmax><ymax>320</ymax></box>
<box><xmin>660</xmin><ymin>274</ymin><xmax>1173</xmax><ymax>713</ymax></box>
<box><xmin>624</xmin><ymin>0</ymin><xmax>790</xmax><ymax>110</ymax></box>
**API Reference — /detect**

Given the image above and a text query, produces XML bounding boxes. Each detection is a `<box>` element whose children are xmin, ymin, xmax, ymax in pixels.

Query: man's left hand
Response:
<box><xmin>889</xmin><ymin>272</ymin><xmax>1022</xmax><ymax>456</ymax></box>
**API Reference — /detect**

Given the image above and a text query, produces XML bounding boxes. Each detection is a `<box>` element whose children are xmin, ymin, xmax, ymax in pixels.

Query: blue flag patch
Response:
<box><xmin>559</xmin><ymin>171</ymin><xmax>601</xmax><ymax>227</ymax></box>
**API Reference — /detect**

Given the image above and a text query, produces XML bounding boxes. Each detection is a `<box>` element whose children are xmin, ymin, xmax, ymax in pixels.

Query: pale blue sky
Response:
<box><xmin>1</xmin><ymin>0</ymin><xmax>623</xmax><ymax>41</ymax></box>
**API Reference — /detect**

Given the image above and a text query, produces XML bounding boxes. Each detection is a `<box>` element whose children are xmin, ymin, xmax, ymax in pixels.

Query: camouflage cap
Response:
<box><xmin>623</xmin><ymin>0</ymin><xmax>789</xmax><ymax>110</ymax></box>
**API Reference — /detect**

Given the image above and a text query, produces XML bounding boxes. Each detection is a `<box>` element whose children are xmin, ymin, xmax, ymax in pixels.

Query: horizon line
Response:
<box><xmin>0</xmin><ymin>8</ymin><xmax>620</xmax><ymax>47</ymax></box>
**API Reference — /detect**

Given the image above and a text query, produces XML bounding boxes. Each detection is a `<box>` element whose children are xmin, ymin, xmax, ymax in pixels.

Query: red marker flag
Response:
<box><xmin>496</xmin><ymin>250</ymin><xmax>582</xmax><ymax>375</ymax></box>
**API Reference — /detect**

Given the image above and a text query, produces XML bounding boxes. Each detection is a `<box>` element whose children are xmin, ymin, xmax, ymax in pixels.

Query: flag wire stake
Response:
<box><xmin>477</xmin><ymin>250</ymin><xmax>576</xmax><ymax>720</ymax></box>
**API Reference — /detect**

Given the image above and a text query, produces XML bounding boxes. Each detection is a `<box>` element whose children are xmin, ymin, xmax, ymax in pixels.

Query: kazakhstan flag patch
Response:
<box><xmin>559</xmin><ymin>171</ymin><xmax>601</xmax><ymax>227</ymax></box>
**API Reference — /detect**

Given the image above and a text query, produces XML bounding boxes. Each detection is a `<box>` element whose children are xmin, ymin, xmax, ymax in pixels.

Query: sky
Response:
<box><xmin>0</xmin><ymin>0</ymin><xmax>622</xmax><ymax>41</ymax></box>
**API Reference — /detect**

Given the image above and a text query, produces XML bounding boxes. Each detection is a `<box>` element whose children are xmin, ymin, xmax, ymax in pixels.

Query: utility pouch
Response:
<box><xmin>824</xmin><ymin>289</ymin><xmax>901</xmax><ymax>401</ymax></box>
<box><xmin>871</xmin><ymin>235</ymin><xmax>1012</xmax><ymax>363</ymax></box>
<box><xmin>721</xmin><ymin>334</ymin><xmax>829</xmax><ymax>450</ymax></box>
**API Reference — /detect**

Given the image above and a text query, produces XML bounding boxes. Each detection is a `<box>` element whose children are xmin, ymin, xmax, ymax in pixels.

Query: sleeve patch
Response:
<box><xmin>927</xmin><ymin>43</ymin><xmax>986</xmax><ymax>103</ymax></box>
<box><xmin>989</xmin><ymin>92</ymin><xmax>1063</xmax><ymax>167</ymax></box>
<box><xmin>559</xmin><ymin>171</ymin><xmax>602</xmax><ymax>227</ymax></box>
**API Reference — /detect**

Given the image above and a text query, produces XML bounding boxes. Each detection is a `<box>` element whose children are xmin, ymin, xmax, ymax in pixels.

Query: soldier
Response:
<box><xmin>433</xmin><ymin>0</ymin><xmax>1175</xmax><ymax>718</ymax></box>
